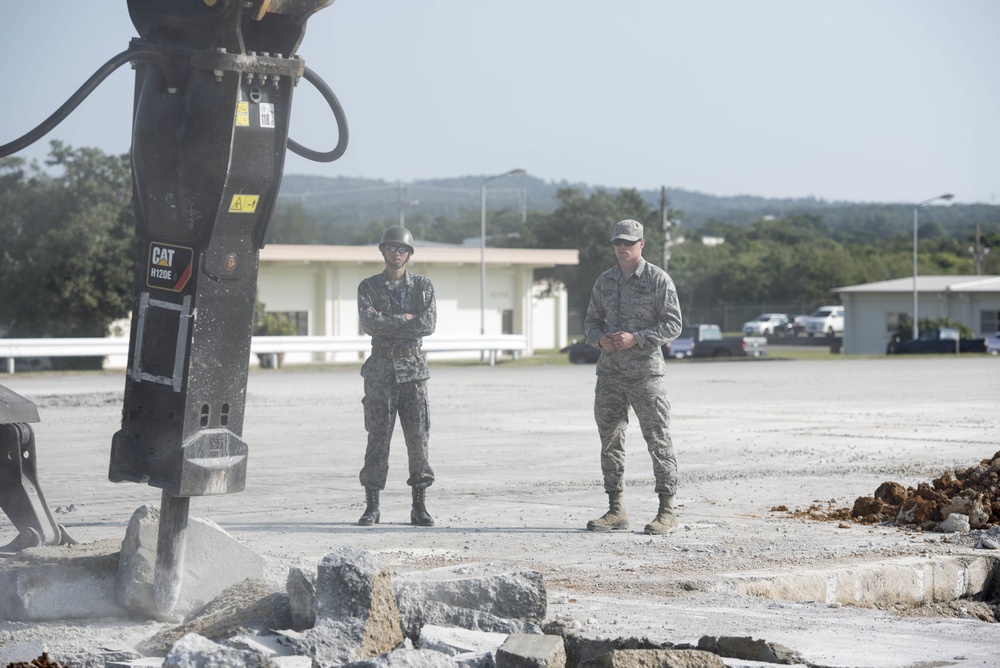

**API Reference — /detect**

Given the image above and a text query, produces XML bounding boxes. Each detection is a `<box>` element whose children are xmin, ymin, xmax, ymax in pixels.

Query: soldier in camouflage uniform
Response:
<box><xmin>356</xmin><ymin>226</ymin><xmax>437</xmax><ymax>527</ymax></box>
<box><xmin>583</xmin><ymin>219</ymin><xmax>683</xmax><ymax>535</ymax></box>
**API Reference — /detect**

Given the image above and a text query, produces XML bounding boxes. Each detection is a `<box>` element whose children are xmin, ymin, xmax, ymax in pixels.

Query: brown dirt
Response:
<box><xmin>771</xmin><ymin>450</ymin><xmax>1000</xmax><ymax>532</ymax></box>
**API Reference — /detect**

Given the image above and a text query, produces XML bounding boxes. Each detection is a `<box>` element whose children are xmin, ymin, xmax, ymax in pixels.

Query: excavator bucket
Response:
<box><xmin>0</xmin><ymin>384</ymin><xmax>75</xmax><ymax>556</ymax></box>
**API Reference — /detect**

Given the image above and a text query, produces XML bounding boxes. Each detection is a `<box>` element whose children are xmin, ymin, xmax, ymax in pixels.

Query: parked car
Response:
<box><xmin>665</xmin><ymin>324</ymin><xmax>767</xmax><ymax>359</ymax></box>
<box><xmin>887</xmin><ymin>327</ymin><xmax>987</xmax><ymax>354</ymax></box>
<box><xmin>565</xmin><ymin>340</ymin><xmax>600</xmax><ymax>364</ymax></box>
<box><xmin>987</xmin><ymin>332</ymin><xmax>1000</xmax><ymax>355</ymax></box>
<box><xmin>804</xmin><ymin>305</ymin><xmax>844</xmax><ymax>338</ymax></box>
<box><xmin>742</xmin><ymin>313</ymin><xmax>793</xmax><ymax>337</ymax></box>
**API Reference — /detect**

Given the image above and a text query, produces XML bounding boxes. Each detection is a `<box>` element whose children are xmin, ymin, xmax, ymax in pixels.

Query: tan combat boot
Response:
<box><xmin>644</xmin><ymin>494</ymin><xmax>678</xmax><ymax>534</ymax></box>
<box><xmin>586</xmin><ymin>491</ymin><xmax>629</xmax><ymax>531</ymax></box>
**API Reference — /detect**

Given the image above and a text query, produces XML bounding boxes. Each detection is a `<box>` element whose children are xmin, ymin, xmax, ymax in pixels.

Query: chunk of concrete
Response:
<box><xmin>163</xmin><ymin>633</ymin><xmax>269</xmax><ymax>668</ymax></box>
<box><xmin>137</xmin><ymin>578</ymin><xmax>293</xmax><ymax>656</ymax></box>
<box><xmin>697</xmin><ymin>636</ymin><xmax>805</xmax><ymax>664</ymax></box>
<box><xmin>418</xmin><ymin>625</ymin><xmax>508</xmax><ymax>657</ymax></box>
<box><xmin>495</xmin><ymin>634</ymin><xmax>565</xmax><ymax>668</ymax></box>
<box><xmin>417</xmin><ymin>624</ymin><xmax>507</xmax><ymax>663</ymax></box>
<box><xmin>0</xmin><ymin>640</ymin><xmax>48</xmax><ymax>666</ymax></box>
<box><xmin>287</xmin><ymin>562</ymin><xmax>318</xmax><ymax>630</ymax></box>
<box><xmin>940</xmin><ymin>512</ymin><xmax>971</xmax><ymax>533</ymax></box>
<box><xmin>288</xmin><ymin>547</ymin><xmax>404</xmax><ymax>665</ymax></box>
<box><xmin>579</xmin><ymin>649</ymin><xmax>725</xmax><ymax>668</ymax></box>
<box><xmin>452</xmin><ymin>651</ymin><xmax>495</xmax><ymax>668</ymax></box>
<box><xmin>344</xmin><ymin>647</ymin><xmax>460</xmax><ymax>668</ymax></box>
<box><xmin>117</xmin><ymin>504</ymin><xmax>267</xmax><ymax>618</ymax></box>
<box><xmin>107</xmin><ymin>659</ymin><xmax>166</xmax><ymax>668</ymax></box>
<box><xmin>395</xmin><ymin>564</ymin><xmax>546</xmax><ymax>638</ymax></box>
<box><xmin>0</xmin><ymin>539</ymin><xmax>127</xmax><ymax>620</ymax></box>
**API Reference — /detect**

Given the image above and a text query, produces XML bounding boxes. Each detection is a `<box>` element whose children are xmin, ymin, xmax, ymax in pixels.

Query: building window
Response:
<box><xmin>982</xmin><ymin>310</ymin><xmax>1000</xmax><ymax>334</ymax></box>
<box><xmin>276</xmin><ymin>311</ymin><xmax>308</xmax><ymax>336</ymax></box>
<box><xmin>886</xmin><ymin>312</ymin><xmax>907</xmax><ymax>334</ymax></box>
<box><xmin>502</xmin><ymin>309</ymin><xmax>514</xmax><ymax>335</ymax></box>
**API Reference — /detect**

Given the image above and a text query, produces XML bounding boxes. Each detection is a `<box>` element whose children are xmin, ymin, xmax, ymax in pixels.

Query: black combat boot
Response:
<box><xmin>358</xmin><ymin>488</ymin><xmax>380</xmax><ymax>526</ymax></box>
<box><xmin>410</xmin><ymin>486</ymin><xmax>434</xmax><ymax>526</ymax></box>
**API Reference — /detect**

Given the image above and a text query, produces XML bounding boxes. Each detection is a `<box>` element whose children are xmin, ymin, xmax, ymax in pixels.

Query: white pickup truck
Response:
<box><xmin>804</xmin><ymin>305</ymin><xmax>844</xmax><ymax>338</ymax></box>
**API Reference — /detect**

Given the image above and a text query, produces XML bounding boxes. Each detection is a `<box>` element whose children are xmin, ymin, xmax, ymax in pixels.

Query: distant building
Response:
<box><xmin>256</xmin><ymin>244</ymin><xmax>579</xmax><ymax>363</ymax></box>
<box><xmin>834</xmin><ymin>276</ymin><xmax>1000</xmax><ymax>355</ymax></box>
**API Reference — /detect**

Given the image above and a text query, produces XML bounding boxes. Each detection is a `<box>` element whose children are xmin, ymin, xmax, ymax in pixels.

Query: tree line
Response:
<box><xmin>2</xmin><ymin>145</ymin><xmax>998</xmax><ymax>346</ymax></box>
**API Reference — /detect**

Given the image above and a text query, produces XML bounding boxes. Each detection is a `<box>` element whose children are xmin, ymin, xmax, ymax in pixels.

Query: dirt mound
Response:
<box><xmin>774</xmin><ymin>450</ymin><xmax>1000</xmax><ymax>532</ymax></box>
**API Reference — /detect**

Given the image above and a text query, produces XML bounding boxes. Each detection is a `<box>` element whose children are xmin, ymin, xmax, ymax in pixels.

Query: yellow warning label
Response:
<box><xmin>235</xmin><ymin>101</ymin><xmax>250</xmax><ymax>127</ymax></box>
<box><xmin>229</xmin><ymin>194</ymin><xmax>260</xmax><ymax>213</ymax></box>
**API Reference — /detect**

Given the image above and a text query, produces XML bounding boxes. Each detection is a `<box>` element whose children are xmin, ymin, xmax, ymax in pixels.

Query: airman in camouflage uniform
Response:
<box><xmin>357</xmin><ymin>226</ymin><xmax>436</xmax><ymax>527</ymax></box>
<box><xmin>583</xmin><ymin>219</ymin><xmax>683</xmax><ymax>534</ymax></box>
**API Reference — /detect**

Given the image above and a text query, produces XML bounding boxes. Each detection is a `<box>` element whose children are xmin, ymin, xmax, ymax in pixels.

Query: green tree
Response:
<box><xmin>265</xmin><ymin>200</ymin><xmax>322</xmax><ymax>244</ymax></box>
<box><xmin>0</xmin><ymin>144</ymin><xmax>134</xmax><ymax>352</ymax></box>
<box><xmin>523</xmin><ymin>188</ymin><xmax>661</xmax><ymax>323</ymax></box>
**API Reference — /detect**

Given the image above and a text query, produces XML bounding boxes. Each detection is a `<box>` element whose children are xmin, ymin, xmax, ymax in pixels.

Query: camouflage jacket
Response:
<box><xmin>358</xmin><ymin>270</ymin><xmax>437</xmax><ymax>383</ymax></box>
<box><xmin>584</xmin><ymin>258</ymin><xmax>683</xmax><ymax>377</ymax></box>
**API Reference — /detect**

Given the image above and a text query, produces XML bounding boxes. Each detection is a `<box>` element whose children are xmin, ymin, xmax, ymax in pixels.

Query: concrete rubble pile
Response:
<box><xmin>0</xmin><ymin>520</ymin><xmax>810</xmax><ymax>668</ymax></box>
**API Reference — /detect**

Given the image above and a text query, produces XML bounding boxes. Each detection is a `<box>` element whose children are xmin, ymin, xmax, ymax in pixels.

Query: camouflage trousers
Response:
<box><xmin>594</xmin><ymin>374</ymin><xmax>677</xmax><ymax>496</ymax></box>
<box><xmin>360</xmin><ymin>377</ymin><xmax>435</xmax><ymax>490</ymax></box>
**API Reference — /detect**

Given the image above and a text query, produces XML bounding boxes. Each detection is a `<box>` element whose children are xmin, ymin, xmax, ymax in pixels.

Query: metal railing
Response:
<box><xmin>1</xmin><ymin>334</ymin><xmax>529</xmax><ymax>373</ymax></box>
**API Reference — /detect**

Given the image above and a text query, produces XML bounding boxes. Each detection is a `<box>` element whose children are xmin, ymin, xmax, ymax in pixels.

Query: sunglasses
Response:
<box><xmin>612</xmin><ymin>239</ymin><xmax>640</xmax><ymax>247</ymax></box>
<box><xmin>383</xmin><ymin>244</ymin><xmax>411</xmax><ymax>254</ymax></box>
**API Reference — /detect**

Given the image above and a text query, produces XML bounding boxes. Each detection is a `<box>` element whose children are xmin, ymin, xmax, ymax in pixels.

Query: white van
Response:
<box><xmin>804</xmin><ymin>305</ymin><xmax>844</xmax><ymax>337</ymax></box>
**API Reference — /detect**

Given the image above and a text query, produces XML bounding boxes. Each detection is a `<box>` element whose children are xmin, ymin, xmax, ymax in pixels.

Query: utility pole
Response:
<box><xmin>969</xmin><ymin>222</ymin><xmax>990</xmax><ymax>275</ymax></box>
<box><xmin>660</xmin><ymin>186</ymin><xmax>672</xmax><ymax>270</ymax></box>
<box><xmin>397</xmin><ymin>181</ymin><xmax>405</xmax><ymax>227</ymax></box>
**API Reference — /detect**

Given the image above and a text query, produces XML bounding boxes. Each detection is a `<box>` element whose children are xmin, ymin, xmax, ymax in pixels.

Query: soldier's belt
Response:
<box><xmin>372</xmin><ymin>345</ymin><xmax>421</xmax><ymax>358</ymax></box>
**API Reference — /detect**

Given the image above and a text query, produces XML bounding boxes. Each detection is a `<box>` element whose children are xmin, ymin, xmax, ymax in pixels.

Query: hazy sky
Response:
<box><xmin>3</xmin><ymin>1</ymin><xmax>998</xmax><ymax>204</ymax></box>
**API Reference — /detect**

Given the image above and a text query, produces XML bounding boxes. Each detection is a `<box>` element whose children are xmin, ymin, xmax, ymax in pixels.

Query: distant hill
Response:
<box><xmin>277</xmin><ymin>173</ymin><xmax>998</xmax><ymax>241</ymax></box>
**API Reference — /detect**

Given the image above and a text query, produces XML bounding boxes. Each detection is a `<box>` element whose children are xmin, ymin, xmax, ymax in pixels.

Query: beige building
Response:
<box><xmin>834</xmin><ymin>275</ymin><xmax>1000</xmax><ymax>355</ymax></box>
<box><xmin>256</xmin><ymin>244</ymin><xmax>579</xmax><ymax>363</ymax></box>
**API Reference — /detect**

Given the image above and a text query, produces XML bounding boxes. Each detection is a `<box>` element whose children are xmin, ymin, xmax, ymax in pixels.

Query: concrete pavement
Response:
<box><xmin>2</xmin><ymin>354</ymin><xmax>999</xmax><ymax>666</ymax></box>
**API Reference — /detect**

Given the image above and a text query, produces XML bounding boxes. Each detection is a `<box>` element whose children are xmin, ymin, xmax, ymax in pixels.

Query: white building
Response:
<box><xmin>834</xmin><ymin>275</ymin><xmax>1000</xmax><ymax>355</ymax></box>
<box><xmin>256</xmin><ymin>244</ymin><xmax>579</xmax><ymax>363</ymax></box>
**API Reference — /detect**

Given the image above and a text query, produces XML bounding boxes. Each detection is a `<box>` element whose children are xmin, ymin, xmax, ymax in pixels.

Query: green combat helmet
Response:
<box><xmin>379</xmin><ymin>226</ymin><xmax>415</xmax><ymax>254</ymax></box>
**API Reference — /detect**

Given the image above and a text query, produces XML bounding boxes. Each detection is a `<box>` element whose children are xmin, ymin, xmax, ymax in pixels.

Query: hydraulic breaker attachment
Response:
<box><xmin>0</xmin><ymin>385</ymin><xmax>76</xmax><ymax>556</ymax></box>
<box><xmin>107</xmin><ymin>0</ymin><xmax>339</xmax><ymax>615</ymax></box>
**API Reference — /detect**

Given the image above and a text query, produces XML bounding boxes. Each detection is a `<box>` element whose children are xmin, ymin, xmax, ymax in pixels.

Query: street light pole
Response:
<box><xmin>480</xmin><ymin>169</ymin><xmax>525</xmax><ymax>341</ymax></box>
<box><xmin>912</xmin><ymin>193</ymin><xmax>954</xmax><ymax>340</ymax></box>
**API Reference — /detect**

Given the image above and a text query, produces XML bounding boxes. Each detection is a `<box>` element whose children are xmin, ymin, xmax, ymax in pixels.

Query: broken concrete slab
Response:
<box><xmin>0</xmin><ymin>640</ymin><xmax>47</xmax><ymax>666</ymax></box>
<box><xmin>137</xmin><ymin>578</ymin><xmax>292</xmax><ymax>657</ymax></box>
<box><xmin>315</xmin><ymin>547</ymin><xmax>404</xmax><ymax>651</ymax></box>
<box><xmin>107</xmin><ymin>659</ymin><xmax>166</xmax><ymax>668</ymax></box>
<box><xmin>696</xmin><ymin>636</ymin><xmax>805</xmax><ymax>664</ymax></box>
<box><xmin>395</xmin><ymin>564</ymin><xmax>546</xmax><ymax>638</ymax></box>
<box><xmin>720</xmin><ymin>554</ymin><xmax>998</xmax><ymax>607</ymax></box>
<box><xmin>287</xmin><ymin>563</ymin><xmax>317</xmax><ymax>630</ymax></box>
<box><xmin>162</xmin><ymin>632</ymin><xmax>270</xmax><ymax>668</ymax></box>
<box><xmin>417</xmin><ymin>624</ymin><xmax>508</xmax><ymax>657</ymax></box>
<box><xmin>289</xmin><ymin>617</ymin><xmax>391</xmax><ymax>667</ymax></box>
<box><xmin>284</xmin><ymin>547</ymin><xmax>405</xmax><ymax>665</ymax></box>
<box><xmin>0</xmin><ymin>539</ymin><xmax>127</xmax><ymax>620</ymax></box>
<box><xmin>117</xmin><ymin>505</ymin><xmax>267</xmax><ymax>619</ymax></box>
<box><xmin>344</xmin><ymin>647</ymin><xmax>461</xmax><ymax>668</ymax></box>
<box><xmin>494</xmin><ymin>634</ymin><xmax>566</xmax><ymax>668</ymax></box>
<box><xmin>578</xmin><ymin>649</ymin><xmax>725</xmax><ymax>668</ymax></box>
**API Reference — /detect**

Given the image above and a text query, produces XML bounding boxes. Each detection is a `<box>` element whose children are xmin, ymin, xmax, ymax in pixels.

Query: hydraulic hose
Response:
<box><xmin>0</xmin><ymin>48</ymin><xmax>177</xmax><ymax>159</ymax></box>
<box><xmin>287</xmin><ymin>66</ymin><xmax>349</xmax><ymax>163</ymax></box>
